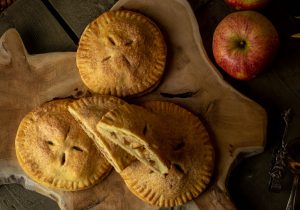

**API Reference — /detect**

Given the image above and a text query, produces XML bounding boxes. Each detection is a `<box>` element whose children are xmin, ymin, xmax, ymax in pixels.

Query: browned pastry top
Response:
<box><xmin>76</xmin><ymin>10</ymin><xmax>167</xmax><ymax>97</ymax></box>
<box><xmin>15</xmin><ymin>100</ymin><xmax>111</xmax><ymax>191</ymax></box>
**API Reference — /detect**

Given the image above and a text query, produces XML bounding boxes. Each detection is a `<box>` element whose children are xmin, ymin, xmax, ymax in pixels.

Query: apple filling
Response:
<box><xmin>121</xmin><ymin>137</ymin><xmax>156</xmax><ymax>168</ymax></box>
<box><xmin>99</xmin><ymin>128</ymin><xmax>169</xmax><ymax>174</ymax></box>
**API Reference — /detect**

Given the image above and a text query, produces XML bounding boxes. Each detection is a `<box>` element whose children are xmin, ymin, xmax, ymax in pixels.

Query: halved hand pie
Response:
<box><xmin>15</xmin><ymin>100</ymin><xmax>111</xmax><ymax>191</ymax></box>
<box><xmin>76</xmin><ymin>10</ymin><xmax>167</xmax><ymax>97</ymax></box>
<box><xmin>99</xmin><ymin>101</ymin><xmax>214</xmax><ymax>207</ymax></box>
<box><xmin>97</xmin><ymin>103</ymin><xmax>170</xmax><ymax>174</ymax></box>
<box><xmin>68</xmin><ymin>95</ymin><xmax>135</xmax><ymax>173</ymax></box>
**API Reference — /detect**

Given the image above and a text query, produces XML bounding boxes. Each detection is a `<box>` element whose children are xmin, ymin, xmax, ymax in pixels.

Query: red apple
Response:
<box><xmin>212</xmin><ymin>11</ymin><xmax>279</xmax><ymax>80</ymax></box>
<box><xmin>224</xmin><ymin>0</ymin><xmax>271</xmax><ymax>10</ymax></box>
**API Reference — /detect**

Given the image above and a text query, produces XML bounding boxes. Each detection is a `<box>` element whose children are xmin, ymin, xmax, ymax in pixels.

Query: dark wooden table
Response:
<box><xmin>0</xmin><ymin>0</ymin><xmax>300</xmax><ymax>209</ymax></box>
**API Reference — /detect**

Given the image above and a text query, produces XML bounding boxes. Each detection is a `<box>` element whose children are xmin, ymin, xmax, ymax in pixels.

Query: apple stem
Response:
<box><xmin>239</xmin><ymin>40</ymin><xmax>246</xmax><ymax>48</ymax></box>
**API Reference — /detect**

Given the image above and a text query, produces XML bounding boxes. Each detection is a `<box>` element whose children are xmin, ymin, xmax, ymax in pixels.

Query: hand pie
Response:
<box><xmin>116</xmin><ymin>101</ymin><xmax>214</xmax><ymax>207</ymax></box>
<box><xmin>15</xmin><ymin>100</ymin><xmax>111</xmax><ymax>191</ymax></box>
<box><xmin>76</xmin><ymin>10</ymin><xmax>167</xmax><ymax>97</ymax></box>
<box><xmin>97</xmin><ymin>103</ymin><xmax>170</xmax><ymax>174</ymax></box>
<box><xmin>68</xmin><ymin>95</ymin><xmax>135</xmax><ymax>173</ymax></box>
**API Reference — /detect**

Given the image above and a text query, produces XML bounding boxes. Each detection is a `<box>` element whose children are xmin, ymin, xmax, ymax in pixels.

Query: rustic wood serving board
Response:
<box><xmin>0</xmin><ymin>0</ymin><xmax>267</xmax><ymax>209</ymax></box>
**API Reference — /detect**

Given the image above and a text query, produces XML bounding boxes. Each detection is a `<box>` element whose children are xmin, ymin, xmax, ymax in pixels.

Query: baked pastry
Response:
<box><xmin>97</xmin><ymin>103</ymin><xmax>170</xmax><ymax>174</ymax></box>
<box><xmin>68</xmin><ymin>95</ymin><xmax>135</xmax><ymax>173</ymax></box>
<box><xmin>116</xmin><ymin>101</ymin><xmax>214</xmax><ymax>207</ymax></box>
<box><xmin>15</xmin><ymin>100</ymin><xmax>111</xmax><ymax>191</ymax></box>
<box><xmin>76</xmin><ymin>10</ymin><xmax>167</xmax><ymax>97</ymax></box>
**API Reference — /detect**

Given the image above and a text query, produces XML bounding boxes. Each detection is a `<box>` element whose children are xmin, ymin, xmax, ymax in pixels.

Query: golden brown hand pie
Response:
<box><xmin>97</xmin><ymin>103</ymin><xmax>170</xmax><ymax>174</ymax></box>
<box><xmin>76</xmin><ymin>10</ymin><xmax>167</xmax><ymax>97</ymax></box>
<box><xmin>15</xmin><ymin>100</ymin><xmax>111</xmax><ymax>191</ymax></box>
<box><xmin>68</xmin><ymin>95</ymin><xmax>135</xmax><ymax>173</ymax></box>
<box><xmin>115</xmin><ymin>101</ymin><xmax>214</xmax><ymax>207</ymax></box>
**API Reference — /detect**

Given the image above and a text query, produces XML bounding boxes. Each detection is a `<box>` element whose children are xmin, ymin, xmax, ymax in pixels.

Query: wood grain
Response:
<box><xmin>0</xmin><ymin>0</ymin><xmax>267</xmax><ymax>209</ymax></box>
<box><xmin>0</xmin><ymin>184</ymin><xmax>59</xmax><ymax>210</ymax></box>
<box><xmin>0</xmin><ymin>0</ymin><xmax>75</xmax><ymax>54</ymax></box>
<box><xmin>47</xmin><ymin>0</ymin><xmax>117</xmax><ymax>38</ymax></box>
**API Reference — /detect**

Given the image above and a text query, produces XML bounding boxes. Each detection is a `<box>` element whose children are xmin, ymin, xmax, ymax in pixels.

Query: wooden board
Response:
<box><xmin>46</xmin><ymin>0</ymin><xmax>210</xmax><ymax>39</ymax></box>
<box><xmin>0</xmin><ymin>0</ymin><xmax>76</xmax><ymax>54</ymax></box>
<box><xmin>47</xmin><ymin>0</ymin><xmax>117</xmax><ymax>38</ymax></box>
<box><xmin>0</xmin><ymin>0</ymin><xmax>267</xmax><ymax>209</ymax></box>
<box><xmin>0</xmin><ymin>14</ymin><xmax>13</xmax><ymax>37</ymax></box>
<box><xmin>0</xmin><ymin>184</ymin><xmax>60</xmax><ymax>210</ymax></box>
